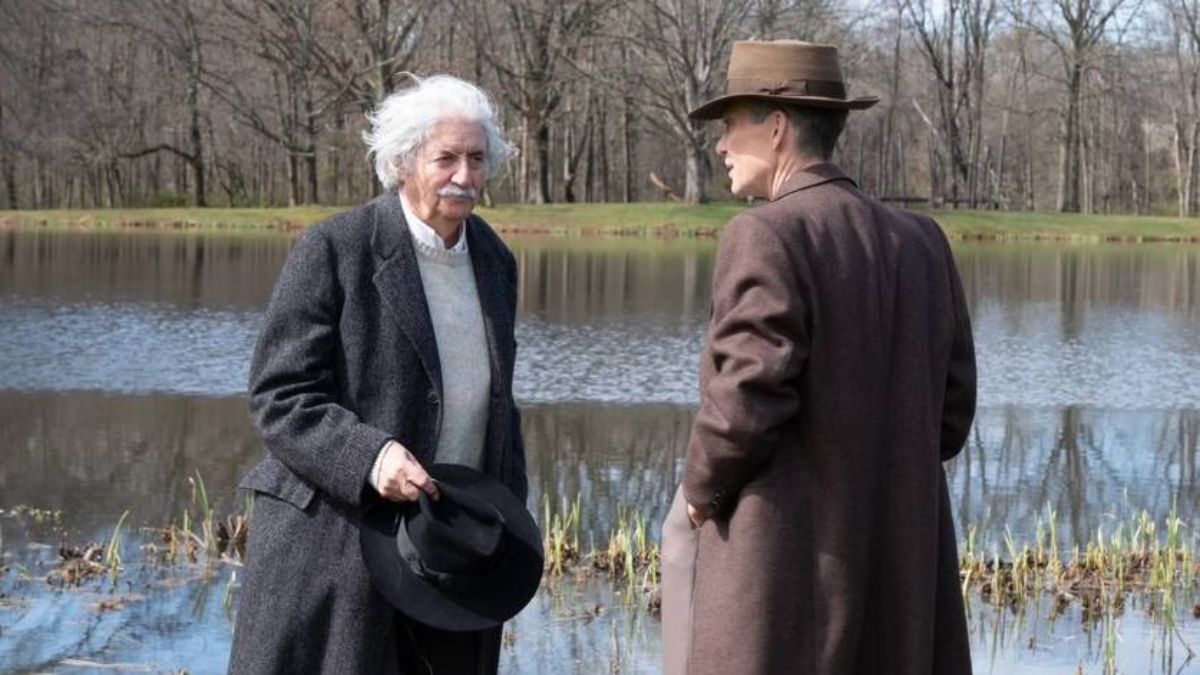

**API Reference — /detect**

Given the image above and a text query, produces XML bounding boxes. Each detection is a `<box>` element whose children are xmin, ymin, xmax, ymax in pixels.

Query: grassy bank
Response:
<box><xmin>3</xmin><ymin>203</ymin><xmax>1200</xmax><ymax>242</ymax></box>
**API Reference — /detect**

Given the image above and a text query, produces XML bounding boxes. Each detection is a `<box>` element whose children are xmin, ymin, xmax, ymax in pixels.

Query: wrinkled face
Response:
<box><xmin>714</xmin><ymin>105</ymin><xmax>777</xmax><ymax>199</ymax></box>
<box><xmin>400</xmin><ymin>118</ymin><xmax>487</xmax><ymax>234</ymax></box>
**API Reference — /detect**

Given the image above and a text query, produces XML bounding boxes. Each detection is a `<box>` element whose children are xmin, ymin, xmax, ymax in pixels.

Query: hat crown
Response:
<box><xmin>400</xmin><ymin>484</ymin><xmax>506</xmax><ymax>577</ymax></box>
<box><xmin>727</xmin><ymin>40</ymin><xmax>844</xmax><ymax>85</ymax></box>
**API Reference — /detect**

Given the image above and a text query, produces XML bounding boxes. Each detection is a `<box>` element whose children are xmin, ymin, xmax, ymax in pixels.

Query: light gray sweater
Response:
<box><xmin>411</xmin><ymin>233</ymin><xmax>491</xmax><ymax>469</ymax></box>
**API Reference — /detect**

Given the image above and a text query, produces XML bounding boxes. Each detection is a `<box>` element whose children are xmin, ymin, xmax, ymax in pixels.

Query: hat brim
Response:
<box><xmin>688</xmin><ymin>93</ymin><xmax>880</xmax><ymax>121</ymax></box>
<box><xmin>360</xmin><ymin>464</ymin><xmax>544</xmax><ymax>632</ymax></box>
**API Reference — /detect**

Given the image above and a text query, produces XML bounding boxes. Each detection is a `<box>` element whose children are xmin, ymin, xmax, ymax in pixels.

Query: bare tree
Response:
<box><xmin>905</xmin><ymin>0</ymin><xmax>998</xmax><ymax>207</ymax></box>
<box><xmin>0</xmin><ymin>0</ymin><xmax>1192</xmax><ymax>213</ymax></box>
<box><xmin>211</xmin><ymin>0</ymin><xmax>340</xmax><ymax>205</ymax></box>
<box><xmin>105</xmin><ymin>0</ymin><xmax>212</xmax><ymax>206</ymax></box>
<box><xmin>1011</xmin><ymin>0</ymin><xmax>1136</xmax><ymax>212</ymax></box>
<box><xmin>467</xmin><ymin>0</ymin><xmax>613</xmax><ymax>203</ymax></box>
<box><xmin>623</xmin><ymin>0</ymin><xmax>752</xmax><ymax>203</ymax></box>
<box><xmin>337</xmin><ymin>0</ymin><xmax>429</xmax><ymax>104</ymax></box>
<box><xmin>1163</xmin><ymin>0</ymin><xmax>1200</xmax><ymax>215</ymax></box>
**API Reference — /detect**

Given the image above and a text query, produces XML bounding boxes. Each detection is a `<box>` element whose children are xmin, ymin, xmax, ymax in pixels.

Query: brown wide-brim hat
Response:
<box><xmin>689</xmin><ymin>40</ymin><xmax>879</xmax><ymax>121</ymax></box>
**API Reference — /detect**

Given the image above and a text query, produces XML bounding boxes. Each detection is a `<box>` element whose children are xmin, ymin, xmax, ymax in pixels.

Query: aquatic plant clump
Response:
<box><xmin>961</xmin><ymin>506</ymin><xmax>1198</xmax><ymax>610</ymax></box>
<box><xmin>960</xmin><ymin>504</ymin><xmax>1200</xmax><ymax>671</ymax></box>
<box><xmin>142</xmin><ymin>472</ymin><xmax>250</xmax><ymax>566</ymax></box>
<box><xmin>12</xmin><ymin>484</ymin><xmax>1200</xmax><ymax>661</ymax></box>
<box><xmin>540</xmin><ymin>497</ymin><xmax>661</xmax><ymax>613</ymax></box>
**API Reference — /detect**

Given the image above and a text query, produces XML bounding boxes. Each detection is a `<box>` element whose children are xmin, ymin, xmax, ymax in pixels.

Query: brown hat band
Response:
<box><xmin>726</xmin><ymin>77</ymin><xmax>847</xmax><ymax>99</ymax></box>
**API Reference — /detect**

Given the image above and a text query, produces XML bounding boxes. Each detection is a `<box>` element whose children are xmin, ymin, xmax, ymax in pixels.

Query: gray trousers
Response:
<box><xmin>660</xmin><ymin>485</ymin><xmax>700</xmax><ymax>675</ymax></box>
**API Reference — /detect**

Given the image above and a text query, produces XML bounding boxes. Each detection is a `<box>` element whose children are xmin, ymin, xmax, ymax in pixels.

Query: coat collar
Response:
<box><xmin>370</xmin><ymin>191</ymin><xmax>409</xmax><ymax>261</ymax></box>
<box><xmin>771</xmin><ymin>162</ymin><xmax>856</xmax><ymax>202</ymax></box>
<box><xmin>371</xmin><ymin>192</ymin><xmax>443</xmax><ymax>394</ymax></box>
<box><xmin>369</xmin><ymin>193</ymin><xmax>513</xmax><ymax>415</ymax></box>
<box><xmin>465</xmin><ymin>213</ymin><xmax>513</xmax><ymax>397</ymax></box>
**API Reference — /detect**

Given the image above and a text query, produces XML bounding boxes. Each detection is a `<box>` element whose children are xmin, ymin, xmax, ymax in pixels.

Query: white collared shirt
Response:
<box><xmin>399</xmin><ymin>193</ymin><xmax>468</xmax><ymax>253</ymax></box>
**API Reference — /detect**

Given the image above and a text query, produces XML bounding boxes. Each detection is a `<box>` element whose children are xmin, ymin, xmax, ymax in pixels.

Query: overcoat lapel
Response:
<box><xmin>467</xmin><ymin>214</ymin><xmax>514</xmax><ymax>473</ymax></box>
<box><xmin>467</xmin><ymin>214</ymin><xmax>513</xmax><ymax>391</ymax></box>
<box><xmin>371</xmin><ymin>193</ymin><xmax>443</xmax><ymax>398</ymax></box>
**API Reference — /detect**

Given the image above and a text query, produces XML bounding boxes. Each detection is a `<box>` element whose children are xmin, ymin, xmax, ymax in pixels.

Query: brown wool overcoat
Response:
<box><xmin>665</xmin><ymin>163</ymin><xmax>976</xmax><ymax>675</ymax></box>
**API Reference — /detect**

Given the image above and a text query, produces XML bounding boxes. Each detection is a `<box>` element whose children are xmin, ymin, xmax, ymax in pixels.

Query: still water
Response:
<box><xmin>1</xmin><ymin>229</ymin><xmax>1198</xmax><ymax>673</ymax></box>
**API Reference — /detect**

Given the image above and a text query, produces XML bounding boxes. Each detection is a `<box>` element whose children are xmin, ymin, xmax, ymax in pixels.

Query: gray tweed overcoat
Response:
<box><xmin>227</xmin><ymin>192</ymin><xmax>526</xmax><ymax>674</ymax></box>
<box><xmin>663</xmin><ymin>163</ymin><xmax>976</xmax><ymax>675</ymax></box>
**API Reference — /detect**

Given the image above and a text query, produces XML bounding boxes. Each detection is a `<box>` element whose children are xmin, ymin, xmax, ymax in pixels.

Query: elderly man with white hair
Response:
<box><xmin>228</xmin><ymin>75</ymin><xmax>527</xmax><ymax>675</ymax></box>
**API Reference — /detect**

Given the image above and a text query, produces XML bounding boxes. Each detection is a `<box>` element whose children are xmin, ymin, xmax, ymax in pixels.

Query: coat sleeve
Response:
<box><xmin>939</xmin><ymin>243</ymin><xmax>977</xmax><ymax>461</ymax></box>
<box><xmin>247</xmin><ymin>228</ymin><xmax>391</xmax><ymax>507</ymax></box>
<box><xmin>683</xmin><ymin>215</ymin><xmax>809</xmax><ymax>517</ymax></box>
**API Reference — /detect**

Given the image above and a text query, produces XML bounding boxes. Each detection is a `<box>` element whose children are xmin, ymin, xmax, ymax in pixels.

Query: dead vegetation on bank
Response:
<box><xmin>5</xmin><ymin>482</ymin><xmax>1197</xmax><ymax>647</ymax></box>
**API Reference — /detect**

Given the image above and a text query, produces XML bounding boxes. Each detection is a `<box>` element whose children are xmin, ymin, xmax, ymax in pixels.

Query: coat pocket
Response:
<box><xmin>238</xmin><ymin>456</ymin><xmax>316</xmax><ymax>511</ymax></box>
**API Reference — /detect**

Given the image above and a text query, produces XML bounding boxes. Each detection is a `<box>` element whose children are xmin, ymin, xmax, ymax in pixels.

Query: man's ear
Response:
<box><xmin>770</xmin><ymin>110</ymin><xmax>788</xmax><ymax>150</ymax></box>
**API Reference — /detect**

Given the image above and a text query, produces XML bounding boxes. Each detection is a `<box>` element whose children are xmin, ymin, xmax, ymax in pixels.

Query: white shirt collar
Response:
<box><xmin>398</xmin><ymin>192</ymin><xmax>469</xmax><ymax>253</ymax></box>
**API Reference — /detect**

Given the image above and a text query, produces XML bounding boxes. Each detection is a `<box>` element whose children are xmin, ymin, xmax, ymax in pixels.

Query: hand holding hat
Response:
<box><xmin>361</xmin><ymin>464</ymin><xmax>544</xmax><ymax>632</ymax></box>
<box><xmin>372</xmin><ymin>440</ymin><xmax>440</xmax><ymax>502</ymax></box>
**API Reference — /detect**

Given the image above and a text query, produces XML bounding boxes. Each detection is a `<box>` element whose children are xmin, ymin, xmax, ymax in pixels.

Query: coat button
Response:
<box><xmin>426</xmin><ymin>389</ymin><xmax>439</xmax><ymax>404</ymax></box>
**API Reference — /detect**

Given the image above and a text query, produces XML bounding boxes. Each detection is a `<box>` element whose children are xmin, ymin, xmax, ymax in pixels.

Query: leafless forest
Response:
<box><xmin>1</xmin><ymin>0</ymin><xmax>1197</xmax><ymax>215</ymax></box>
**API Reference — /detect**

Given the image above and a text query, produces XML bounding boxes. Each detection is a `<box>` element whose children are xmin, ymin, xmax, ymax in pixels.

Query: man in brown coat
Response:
<box><xmin>661</xmin><ymin>41</ymin><xmax>977</xmax><ymax>675</ymax></box>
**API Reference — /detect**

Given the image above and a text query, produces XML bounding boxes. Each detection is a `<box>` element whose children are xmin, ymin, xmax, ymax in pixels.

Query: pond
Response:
<box><xmin>1</xmin><ymin>229</ymin><xmax>1198</xmax><ymax>673</ymax></box>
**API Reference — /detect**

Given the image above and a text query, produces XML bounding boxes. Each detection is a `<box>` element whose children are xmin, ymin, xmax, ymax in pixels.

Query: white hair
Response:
<box><xmin>363</xmin><ymin>74</ymin><xmax>514</xmax><ymax>190</ymax></box>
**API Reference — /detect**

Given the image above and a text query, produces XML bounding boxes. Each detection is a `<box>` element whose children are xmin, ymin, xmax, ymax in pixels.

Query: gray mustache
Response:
<box><xmin>438</xmin><ymin>185</ymin><xmax>477</xmax><ymax>199</ymax></box>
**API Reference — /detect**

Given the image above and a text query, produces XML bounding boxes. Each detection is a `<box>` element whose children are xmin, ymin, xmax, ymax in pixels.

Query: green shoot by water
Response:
<box><xmin>103</xmin><ymin>510</ymin><xmax>129</xmax><ymax>588</ymax></box>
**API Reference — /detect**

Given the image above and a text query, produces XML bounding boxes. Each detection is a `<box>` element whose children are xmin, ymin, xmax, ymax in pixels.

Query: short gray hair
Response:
<box><xmin>746</xmin><ymin>101</ymin><xmax>848</xmax><ymax>160</ymax></box>
<box><xmin>363</xmin><ymin>74</ymin><xmax>514</xmax><ymax>190</ymax></box>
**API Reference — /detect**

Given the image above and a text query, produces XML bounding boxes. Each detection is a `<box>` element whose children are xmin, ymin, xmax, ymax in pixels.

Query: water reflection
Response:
<box><xmin>514</xmin><ymin>238</ymin><xmax>714</xmax><ymax>324</ymax></box>
<box><xmin>955</xmin><ymin>243</ymin><xmax>1199</xmax><ymax>316</ymax></box>
<box><xmin>0</xmin><ymin>561</ymin><xmax>230</xmax><ymax>673</ymax></box>
<box><xmin>2</xmin><ymin>390</ymin><xmax>1197</xmax><ymax>551</ymax></box>
<box><xmin>0</xmin><ymin>229</ymin><xmax>287</xmax><ymax>309</ymax></box>
<box><xmin>0</xmin><ymin>392</ymin><xmax>688</xmax><ymax>540</ymax></box>
<box><xmin>3</xmin><ymin>230</ymin><xmax>1200</xmax><ymax>673</ymax></box>
<box><xmin>967</xmin><ymin>595</ymin><xmax>1200</xmax><ymax>674</ymax></box>
<box><xmin>0</xmin><ymin>391</ymin><xmax>260</xmax><ymax>533</ymax></box>
<box><xmin>4</xmin><ymin>233</ymin><xmax>1199</xmax><ymax>409</ymax></box>
<box><xmin>951</xmin><ymin>406</ymin><xmax>1200</xmax><ymax>544</ymax></box>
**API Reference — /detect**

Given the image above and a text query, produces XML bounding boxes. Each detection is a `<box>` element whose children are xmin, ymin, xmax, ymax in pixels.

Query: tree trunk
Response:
<box><xmin>1060</xmin><ymin>62</ymin><xmax>1083</xmax><ymax>212</ymax></box>
<box><xmin>288</xmin><ymin>154</ymin><xmax>300</xmax><ymax>207</ymax></box>
<box><xmin>599</xmin><ymin>104</ymin><xmax>609</xmax><ymax>202</ymax></box>
<box><xmin>187</xmin><ymin>18</ymin><xmax>206</xmax><ymax>207</ymax></box>
<box><xmin>622</xmin><ymin>95</ymin><xmax>636</xmax><ymax>203</ymax></box>
<box><xmin>584</xmin><ymin>112</ymin><xmax>595</xmax><ymax>203</ymax></box>
<box><xmin>684</xmin><ymin>137</ymin><xmax>708</xmax><ymax>204</ymax></box>
<box><xmin>683</xmin><ymin>115</ymin><xmax>709</xmax><ymax>204</ymax></box>
<box><xmin>563</xmin><ymin>113</ymin><xmax>578</xmax><ymax>204</ymax></box>
<box><xmin>1179</xmin><ymin>123</ymin><xmax>1189</xmax><ymax>218</ymax></box>
<box><xmin>519</xmin><ymin>116</ymin><xmax>530</xmax><ymax>203</ymax></box>
<box><xmin>532</xmin><ymin>114</ymin><xmax>551</xmax><ymax>204</ymax></box>
<box><xmin>305</xmin><ymin>83</ymin><xmax>319</xmax><ymax>204</ymax></box>
<box><xmin>0</xmin><ymin>101</ymin><xmax>14</xmax><ymax>209</ymax></box>
<box><xmin>3</xmin><ymin>159</ymin><xmax>15</xmax><ymax>209</ymax></box>
<box><xmin>306</xmin><ymin>145</ymin><xmax>318</xmax><ymax>204</ymax></box>
<box><xmin>1189</xmin><ymin>121</ymin><xmax>1199</xmax><ymax>215</ymax></box>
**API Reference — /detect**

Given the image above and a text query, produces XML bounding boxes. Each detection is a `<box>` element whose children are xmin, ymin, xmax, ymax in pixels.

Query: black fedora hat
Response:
<box><xmin>360</xmin><ymin>464</ymin><xmax>543</xmax><ymax>632</ymax></box>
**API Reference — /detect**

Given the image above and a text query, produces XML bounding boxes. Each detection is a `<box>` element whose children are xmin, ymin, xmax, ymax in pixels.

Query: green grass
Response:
<box><xmin>929</xmin><ymin>209</ymin><xmax>1200</xmax><ymax>242</ymax></box>
<box><xmin>0</xmin><ymin>207</ymin><xmax>341</xmax><ymax>233</ymax></box>
<box><xmin>4</xmin><ymin>203</ymin><xmax>1200</xmax><ymax>242</ymax></box>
